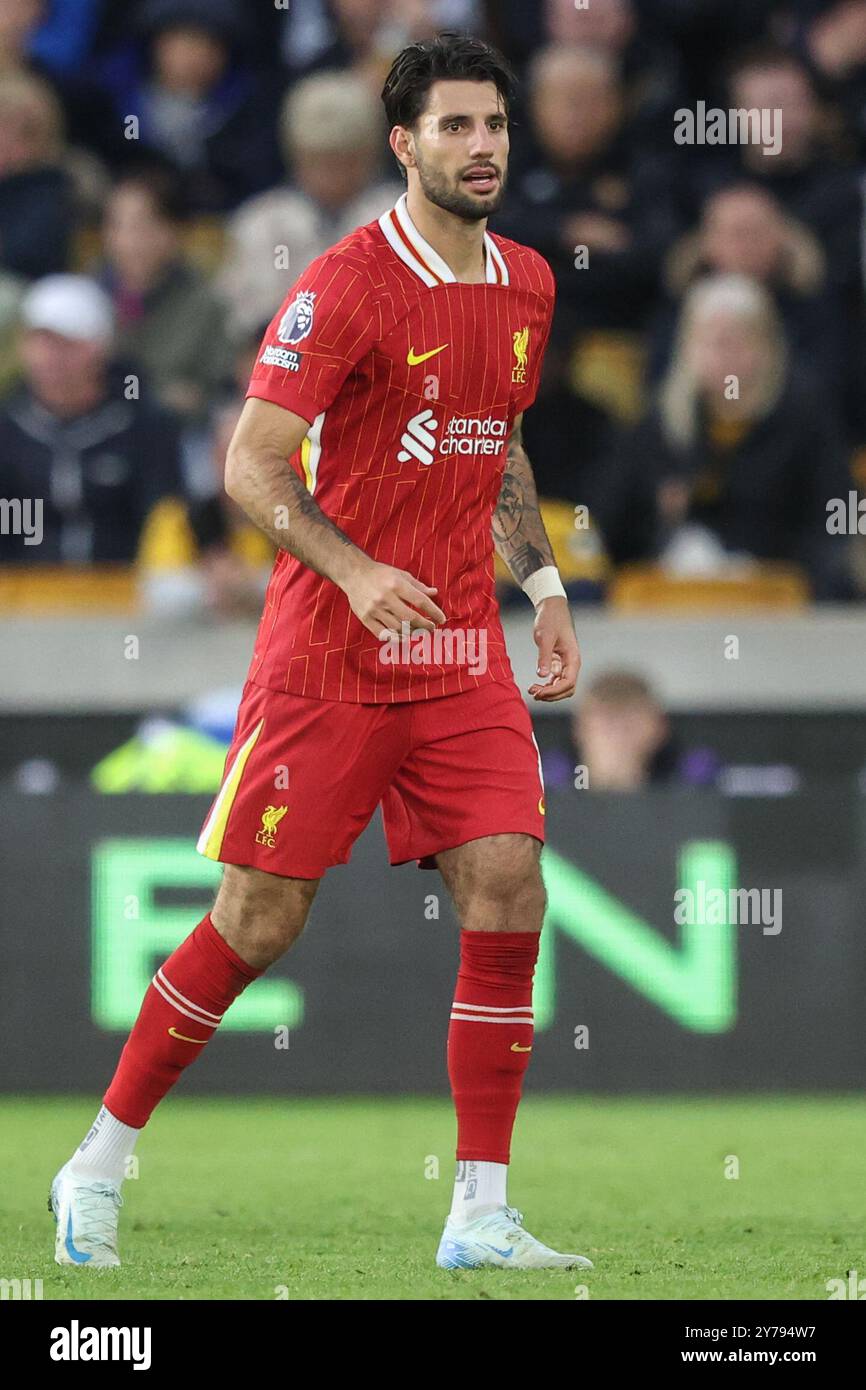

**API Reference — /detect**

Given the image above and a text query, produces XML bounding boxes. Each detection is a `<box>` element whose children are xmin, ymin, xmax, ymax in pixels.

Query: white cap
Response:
<box><xmin>21</xmin><ymin>275</ymin><xmax>114</xmax><ymax>344</ymax></box>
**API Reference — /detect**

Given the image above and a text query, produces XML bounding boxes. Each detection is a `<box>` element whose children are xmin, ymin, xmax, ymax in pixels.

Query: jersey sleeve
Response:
<box><xmin>246</xmin><ymin>253</ymin><xmax>377</xmax><ymax>425</ymax></box>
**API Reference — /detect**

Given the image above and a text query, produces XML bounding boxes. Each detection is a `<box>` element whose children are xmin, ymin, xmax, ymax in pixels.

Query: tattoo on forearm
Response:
<box><xmin>492</xmin><ymin>425</ymin><xmax>556</xmax><ymax>583</ymax></box>
<box><xmin>236</xmin><ymin>452</ymin><xmax>359</xmax><ymax>581</ymax></box>
<box><xmin>287</xmin><ymin>474</ymin><xmax>354</xmax><ymax>550</ymax></box>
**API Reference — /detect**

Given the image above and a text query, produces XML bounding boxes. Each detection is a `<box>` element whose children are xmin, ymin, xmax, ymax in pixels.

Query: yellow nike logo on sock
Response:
<box><xmin>168</xmin><ymin>1027</ymin><xmax>208</xmax><ymax>1044</ymax></box>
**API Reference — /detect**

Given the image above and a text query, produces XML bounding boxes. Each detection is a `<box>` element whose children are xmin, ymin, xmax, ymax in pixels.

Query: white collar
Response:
<box><xmin>378</xmin><ymin>191</ymin><xmax>509</xmax><ymax>287</ymax></box>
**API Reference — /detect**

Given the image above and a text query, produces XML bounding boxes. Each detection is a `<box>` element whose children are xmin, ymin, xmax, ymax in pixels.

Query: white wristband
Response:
<box><xmin>521</xmin><ymin>566</ymin><xmax>567</xmax><ymax>607</ymax></box>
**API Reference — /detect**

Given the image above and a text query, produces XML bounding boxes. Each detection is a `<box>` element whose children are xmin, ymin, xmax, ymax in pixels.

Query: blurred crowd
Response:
<box><xmin>2</xmin><ymin>0</ymin><xmax>866</xmax><ymax>611</ymax></box>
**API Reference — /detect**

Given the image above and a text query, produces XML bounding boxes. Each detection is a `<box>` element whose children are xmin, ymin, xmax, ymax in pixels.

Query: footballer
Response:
<box><xmin>51</xmin><ymin>32</ymin><xmax>590</xmax><ymax>1273</ymax></box>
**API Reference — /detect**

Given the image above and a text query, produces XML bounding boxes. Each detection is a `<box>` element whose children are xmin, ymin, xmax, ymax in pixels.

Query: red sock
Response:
<box><xmin>447</xmin><ymin>929</ymin><xmax>540</xmax><ymax>1165</ymax></box>
<box><xmin>103</xmin><ymin>913</ymin><xmax>262</xmax><ymax>1128</ymax></box>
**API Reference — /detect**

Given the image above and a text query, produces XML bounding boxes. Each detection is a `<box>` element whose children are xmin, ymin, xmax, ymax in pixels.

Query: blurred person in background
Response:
<box><xmin>0</xmin><ymin>70</ymin><xmax>75</xmax><ymax>279</ymax></box>
<box><xmin>797</xmin><ymin>0</ymin><xmax>866</xmax><ymax>156</ymax></box>
<box><xmin>98</xmin><ymin>166</ymin><xmax>232</xmax><ymax>421</ymax></box>
<box><xmin>0</xmin><ymin>275</ymin><xmax>183</xmax><ymax>565</ymax></box>
<box><xmin>494</xmin><ymin>45</ymin><xmax>678</xmax><ymax>330</ymax></box>
<box><xmin>565</xmin><ymin>670</ymin><xmax>718</xmax><ymax>791</ymax></box>
<box><xmin>692</xmin><ymin>44</ymin><xmax>863</xmax><ymax>301</ymax></box>
<box><xmin>0</xmin><ymin>0</ymin><xmax>119</xmax><ymax>165</ymax></box>
<box><xmin>651</xmin><ymin>183</ymin><xmax>844</xmax><ymax>399</ymax></box>
<box><xmin>684</xmin><ymin>39</ymin><xmax>865</xmax><ymax>445</ymax></box>
<box><xmin>95</xmin><ymin>0</ymin><xmax>282</xmax><ymax>210</ymax></box>
<box><xmin>283</xmin><ymin>0</ymin><xmax>482</xmax><ymax>87</ymax></box>
<box><xmin>486</xmin><ymin>0</ymin><xmax>686</xmax><ymax>144</ymax></box>
<box><xmin>597</xmin><ymin>273</ymin><xmax>853</xmax><ymax>597</ymax></box>
<box><xmin>542</xmin><ymin>0</ymin><xmax>685</xmax><ymax>145</ymax></box>
<box><xmin>573</xmin><ymin>670</ymin><xmax>670</xmax><ymax>791</ymax></box>
<box><xmin>220</xmin><ymin>71</ymin><xmax>400</xmax><ymax>340</ymax></box>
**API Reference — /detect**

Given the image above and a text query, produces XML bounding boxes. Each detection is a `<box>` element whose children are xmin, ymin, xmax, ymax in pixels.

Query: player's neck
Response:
<box><xmin>405</xmin><ymin>187</ymin><xmax>488</xmax><ymax>285</ymax></box>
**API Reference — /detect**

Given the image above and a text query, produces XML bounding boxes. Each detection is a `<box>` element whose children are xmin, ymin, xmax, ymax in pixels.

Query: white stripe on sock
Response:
<box><xmin>156</xmin><ymin>969</ymin><xmax>223</xmax><ymax>1022</ymax></box>
<box><xmin>450</xmin><ymin>1013</ymin><xmax>534</xmax><ymax>1024</ymax></box>
<box><xmin>152</xmin><ymin>974</ymin><xmax>219</xmax><ymax>1029</ymax></box>
<box><xmin>451</xmin><ymin>1002</ymin><xmax>534</xmax><ymax>1013</ymax></box>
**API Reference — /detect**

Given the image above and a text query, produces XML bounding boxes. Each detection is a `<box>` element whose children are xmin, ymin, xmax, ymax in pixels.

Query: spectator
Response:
<box><xmin>597</xmin><ymin>274</ymin><xmax>853</xmax><ymax>597</ymax></box>
<box><xmin>487</xmin><ymin>0</ymin><xmax>686</xmax><ymax>141</ymax></box>
<box><xmin>0</xmin><ymin>70</ymin><xmax>75</xmax><ymax>278</ymax></box>
<box><xmin>0</xmin><ymin>275</ymin><xmax>183</xmax><ymax>564</ymax></box>
<box><xmin>652</xmin><ymin>183</ymin><xmax>843</xmax><ymax>397</ymax></box>
<box><xmin>98</xmin><ymin>167</ymin><xmax>232</xmax><ymax>420</ymax></box>
<box><xmin>0</xmin><ymin>0</ymin><xmax>122</xmax><ymax>168</ymax></box>
<box><xmin>495</xmin><ymin>45</ymin><xmax>679</xmax><ymax>330</ymax></box>
<box><xmin>220</xmin><ymin>71</ymin><xmax>400</xmax><ymax>339</ymax></box>
<box><xmin>686</xmin><ymin>45</ymin><xmax>863</xmax><ymax>300</ymax></box>
<box><xmin>800</xmin><ymin>0</ymin><xmax>866</xmax><ymax>156</ymax></box>
<box><xmin>571</xmin><ymin>671</ymin><xmax>673</xmax><ymax>791</ymax></box>
<box><xmin>96</xmin><ymin>0</ymin><xmax>282</xmax><ymax>210</ymax></box>
<box><xmin>546</xmin><ymin>0</ymin><xmax>685</xmax><ymax>143</ymax></box>
<box><xmin>541</xmin><ymin>668</ymin><xmax>719</xmax><ymax>792</ymax></box>
<box><xmin>286</xmin><ymin>0</ymin><xmax>482</xmax><ymax>89</ymax></box>
<box><xmin>724</xmin><ymin>42</ymin><xmax>865</xmax><ymax>434</ymax></box>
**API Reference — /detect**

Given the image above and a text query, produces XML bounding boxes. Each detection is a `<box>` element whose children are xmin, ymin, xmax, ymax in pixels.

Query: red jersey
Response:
<box><xmin>245</xmin><ymin>191</ymin><xmax>555</xmax><ymax>703</ymax></box>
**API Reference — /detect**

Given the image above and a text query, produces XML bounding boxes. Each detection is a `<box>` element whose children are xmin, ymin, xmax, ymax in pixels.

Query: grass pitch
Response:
<box><xmin>2</xmin><ymin>1095</ymin><xmax>864</xmax><ymax>1300</ymax></box>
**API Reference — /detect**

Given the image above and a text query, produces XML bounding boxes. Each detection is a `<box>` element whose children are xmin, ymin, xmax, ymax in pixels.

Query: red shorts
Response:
<box><xmin>197</xmin><ymin>677</ymin><xmax>545</xmax><ymax>878</ymax></box>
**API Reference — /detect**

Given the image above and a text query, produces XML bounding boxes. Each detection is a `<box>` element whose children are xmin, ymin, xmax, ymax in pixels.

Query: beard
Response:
<box><xmin>414</xmin><ymin>154</ymin><xmax>507</xmax><ymax>221</ymax></box>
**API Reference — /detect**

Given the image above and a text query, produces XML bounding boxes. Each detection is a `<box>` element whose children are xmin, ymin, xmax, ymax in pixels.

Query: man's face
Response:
<box><xmin>703</xmin><ymin>189</ymin><xmax>785</xmax><ymax>280</ymax></box>
<box><xmin>20</xmin><ymin>329</ymin><xmax>106</xmax><ymax>408</ymax></box>
<box><xmin>687</xmin><ymin>309</ymin><xmax>764</xmax><ymax>393</ymax></box>
<box><xmin>404</xmin><ymin>79</ymin><xmax>509</xmax><ymax>221</ymax></box>
<box><xmin>575</xmin><ymin>693</ymin><xmax>667</xmax><ymax>789</ymax></box>
<box><xmin>732</xmin><ymin>65</ymin><xmax>816</xmax><ymax>160</ymax></box>
<box><xmin>293</xmin><ymin>144</ymin><xmax>377</xmax><ymax>212</ymax></box>
<box><xmin>153</xmin><ymin>26</ymin><xmax>228</xmax><ymax>96</ymax></box>
<box><xmin>103</xmin><ymin>185</ymin><xmax>178</xmax><ymax>282</ymax></box>
<box><xmin>545</xmin><ymin>0</ymin><xmax>634</xmax><ymax>51</ymax></box>
<box><xmin>531</xmin><ymin>59</ymin><xmax>621</xmax><ymax>165</ymax></box>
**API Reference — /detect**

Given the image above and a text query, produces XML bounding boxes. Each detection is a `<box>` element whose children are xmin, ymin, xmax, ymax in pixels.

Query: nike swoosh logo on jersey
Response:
<box><xmin>407</xmin><ymin>344</ymin><xmax>449</xmax><ymax>365</ymax></box>
<box><xmin>168</xmin><ymin>1027</ymin><xmax>208</xmax><ymax>1044</ymax></box>
<box><xmin>510</xmin><ymin>1043</ymin><xmax>532</xmax><ymax>1052</ymax></box>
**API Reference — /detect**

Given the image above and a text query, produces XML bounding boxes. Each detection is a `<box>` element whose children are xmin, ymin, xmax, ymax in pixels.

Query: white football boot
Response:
<box><xmin>436</xmin><ymin>1204</ymin><xmax>593</xmax><ymax>1270</ymax></box>
<box><xmin>49</xmin><ymin>1163</ymin><xmax>123</xmax><ymax>1268</ymax></box>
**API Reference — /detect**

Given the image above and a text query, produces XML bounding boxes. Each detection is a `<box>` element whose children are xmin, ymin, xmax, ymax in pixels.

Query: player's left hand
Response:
<box><xmin>528</xmin><ymin>595</ymin><xmax>581</xmax><ymax>702</ymax></box>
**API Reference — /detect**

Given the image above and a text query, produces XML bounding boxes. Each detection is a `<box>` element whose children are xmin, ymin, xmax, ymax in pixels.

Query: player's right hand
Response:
<box><xmin>342</xmin><ymin>561</ymin><xmax>446</xmax><ymax>638</ymax></box>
